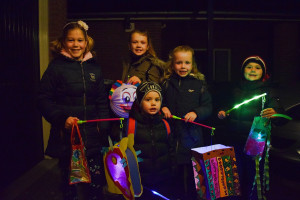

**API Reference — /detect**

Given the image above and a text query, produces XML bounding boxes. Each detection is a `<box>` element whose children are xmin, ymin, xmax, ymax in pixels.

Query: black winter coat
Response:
<box><xmin>124</xmin><ymin>104</ymin><xmax>174</xmax><ymax>186</ymax></box>
<box><xmin>222</xmin><ymin>80</ymin><xmax>284</xmax><ymax>144</ymax></box>
<box><xmin>162</xmin><ymin>74</ymin><xmax>212</xmax><ymax>164</ymax></box>
<box><xmin>38</xmin><ymin>55</ymin><xmax>109</xmax><ymax>158</ymax></box>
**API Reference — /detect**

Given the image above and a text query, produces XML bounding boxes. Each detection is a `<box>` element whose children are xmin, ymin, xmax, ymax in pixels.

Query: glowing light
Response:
<box><xmin>151</xmin><ymin>190</ymin><xmax>170</xmax><ymax>200</ymax></box>
<box><xmin>226</xmin><ymin>93</ymin><xmax>267</xmax><ymax>114</ymax></box>
<box><xmin>257</xmin><ymin>133</ymin><xmax>262</xmax><ymax>140</ymax></box>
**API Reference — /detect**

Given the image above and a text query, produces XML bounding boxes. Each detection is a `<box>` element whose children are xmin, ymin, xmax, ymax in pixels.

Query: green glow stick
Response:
<box><xmin>271</xmin><ymin>114</ymin><xmax>292</xmax><ymax>120</ymax></box>
<box><xmin>226</xmin><ymin>93</ymin><xmax>267</xmax><ymax>114</ymax></box>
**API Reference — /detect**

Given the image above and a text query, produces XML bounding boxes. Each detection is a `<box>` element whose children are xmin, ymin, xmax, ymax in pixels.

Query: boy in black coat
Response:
<box><xmin>126</xmin><ymin>82</ymin><xmax>175</xmax><ymax>200</ymax></box>
<box><xmin>218</xmin><ymin>56</ymin><xmax>285</xmax><ymax>199</ymax></box>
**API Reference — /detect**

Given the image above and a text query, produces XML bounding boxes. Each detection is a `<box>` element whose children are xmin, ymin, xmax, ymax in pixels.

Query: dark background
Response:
<box><xmin>1</xmin><ymin>0</ymin><xmax>299</xmax><ymax>195</ymax></box>
<box><xmin>67</xmin><ymin>0</ymin><xmax>300</xmax><ymax>92</ymax></box>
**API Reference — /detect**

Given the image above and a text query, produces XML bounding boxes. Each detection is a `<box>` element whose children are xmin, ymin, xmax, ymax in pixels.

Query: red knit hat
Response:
<box><xmin>241</xmin><ymin>55</ymin><xmax>270</xmax><ymax>81</ymax></box>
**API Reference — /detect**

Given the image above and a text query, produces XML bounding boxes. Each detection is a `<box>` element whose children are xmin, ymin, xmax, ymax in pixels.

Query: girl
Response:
<box><xmin>161</xmin><ymin>45</ymin><xmax>212</xmax><ymax>200</ymax></box>
<box><xmin>126</xmin><ymin>82</ymin><xmax>175</xmax><ymax>200</ymax></box>
<box><xmin>38</xmin><ymin>21</ymin><xmax>109</xmax><ymax>200</ymax></box>
<box><xmin>217</xmin><ymin>56</ymin><xmax>284</xmax><ymax>199</ymax></box>
<box><xmin>121</xmin><ymin>29</ymin><xmax>166</xmax><ymax>84</ymax></box>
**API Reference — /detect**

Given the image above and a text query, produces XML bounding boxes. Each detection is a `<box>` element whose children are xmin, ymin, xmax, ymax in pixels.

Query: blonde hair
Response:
<box><xmin>50</xmin><ymin>21</ymin><xmax>94</xmax><ymax>56</ymax></box>
<box><xmin>163</xmin><ymin>45</ymin><xmax>205</xmax><ymax>81</ymax></box>
<box><xmin>129</xmin><ymin>29</ymin><xmax>157</xmax><ymax>58</ymax></box>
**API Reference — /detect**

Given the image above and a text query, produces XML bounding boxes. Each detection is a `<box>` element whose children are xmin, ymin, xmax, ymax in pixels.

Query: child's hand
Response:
<box><xmin>162</xmin><ymin>107</ymin><xmax>172</xmax><ymax>118</ymax></box>
<box><xmin>218</xmin><ymin>110</ymin><xmax>228</xmax><ymax>119</ymax></box>
<box><xmin>184</xmin><ymin>112</ymin><xmax>197</xmax><ymax>122</ymax></box>
<box><xmin>127</xmin><ymin>76</ymin><xmax>141</xmax><ymax>84</ymax></box>
<box><xmin>65</xmin><ymin>116</ymin><xmax>79</xmax><ymax>129</ymax></box>
<box><xmin>261</xmin><ymin>108</ymin><xmax>277</xmax><ymax>118</ymax></box>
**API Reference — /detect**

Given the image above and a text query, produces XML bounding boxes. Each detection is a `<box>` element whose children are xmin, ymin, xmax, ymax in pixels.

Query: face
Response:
<box><xmin>129</xmin><ymin>33</ymin><xmax>149</xmax><ymax>56</ymax></box>
<box><xmin>110</xmin><ymin>84</ymin><xmax>137</xmax><ymax>118</ymax></box>
<box><xmin>173</xmin><ymin>51</ymin><xmax>193</xmax><ymax>77</ymax></box>
<box><xmin>64</xmin><ymin>28</ymin><xmax>87</xmax><ymax>60</ymax></box>
<box><xmin>141</xmin><ymin>91</ymin><xmax>161</xmax><ymax>115</ymax></box>
<box><xmin>244</xmin><ymin>62</ymin><xmax>263</xmax><ymax>81</ymax></box>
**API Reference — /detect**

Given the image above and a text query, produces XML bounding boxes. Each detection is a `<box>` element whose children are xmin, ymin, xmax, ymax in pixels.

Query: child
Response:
<box><xmin>125</xmin><ymin>81</ymin><xmax>175</xmax><ymax>200</ymax></box>
<box><xmin>38</xmin><ymin>20</ymin><xmax>109</xmax><ymax>200</ymax></box>
<box><xmin>121</xmin><ymin>29</ymin><xmax>166</xmax><ymax>84</ymax></box>
<box><xmin>161</xmin><ymin>45</ymin><xmax>212</xmax><ymax>200</ymax></box>
<box><xmin>217</xmin><ymin>55</ymin><xmax>284</xmax><ymax>199</ymax></box>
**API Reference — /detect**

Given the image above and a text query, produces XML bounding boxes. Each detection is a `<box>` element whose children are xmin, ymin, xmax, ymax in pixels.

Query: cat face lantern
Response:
<box><xmin>109</xmin><ymin>80</ymin><xmax>139</xmax><ymax>118</ymax></box>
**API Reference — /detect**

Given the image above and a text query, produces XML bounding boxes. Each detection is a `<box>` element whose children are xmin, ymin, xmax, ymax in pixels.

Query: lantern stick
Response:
<box><xmin>144</xmin><ymin>186</ymin><xmax>171</xmax><ymax>200</ymax></box>
<box><xmin>151</xmin><ymin>190</ymin><xmax>170</xmax><ymax>200</ymax></box>
<box><xmin>171</xmin><ymin>115</ymin><xmax>215</xmax><ymax>130</ymax></box>
<box><xmin>225</xmin><ymin>93</ymin><xmax>267</xmax><ymax>114</ymax></box>
<box><xmin>77</xmin><ymin>118</ymin><xmax>124</xmax><ymax>124</ymax></box>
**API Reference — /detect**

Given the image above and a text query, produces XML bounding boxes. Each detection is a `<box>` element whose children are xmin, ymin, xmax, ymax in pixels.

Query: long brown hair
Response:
<box><xmin>50</xmin><ymin>21</ymin><xmax>94</xmax><ymax>56</ymax></box>
<box><xmin>128</xmin><ymin>29</ymin><xmax>157</xmax><ymax>58</ymax></box>
<box><xmin>163</xmin><ymin>45</ymin><xmax>205</xmax><ymax>81</ymax></box>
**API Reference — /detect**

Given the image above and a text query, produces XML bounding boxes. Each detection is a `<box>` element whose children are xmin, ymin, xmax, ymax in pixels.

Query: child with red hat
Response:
<box><xmin>217</xmin><ymin>55</ymin><xmax>285</xmax><ymax>199</ymax></box>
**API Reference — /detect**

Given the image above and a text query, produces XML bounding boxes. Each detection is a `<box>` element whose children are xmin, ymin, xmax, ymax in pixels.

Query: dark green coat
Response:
<box><xmin>122</xmin><ymin>53</ymin><xmax>166</xmax><ymax>83</ymax></box>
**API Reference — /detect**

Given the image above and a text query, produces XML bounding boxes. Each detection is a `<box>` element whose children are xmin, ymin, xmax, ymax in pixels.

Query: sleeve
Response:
<box><xmin>152</xmin><ymin>57</ymin><xmax>167</xmax><ymax>77</ymax></box>
<box><xmin>193</xmin><ymin>85</ymin><xmax>213</xmax><ymax>121</ymax></box>
<box><xmin>121</xmin><ymin>60</ymin><xmax>129</xmax><ymax>82</ymax></box>
<box><xmin>37</xmin><ymin>63</ymin><xmax>68</xmax><ymax>128</ymax></box>
<box><xmin>95</xmin><ymin>68</ymin><xmax>111</xmax><ymax>131</ymax></box>
<box><xmin>267</xmin><ymin>87</ymin><xmax>286</xmax><ymax>126</ymax></box>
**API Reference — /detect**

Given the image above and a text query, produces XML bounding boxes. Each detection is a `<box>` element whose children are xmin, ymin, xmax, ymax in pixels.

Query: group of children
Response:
<box><xmin>38</xmin><ymin>20</ymin><xmax>284</xmax><ymax>200</ymax></box>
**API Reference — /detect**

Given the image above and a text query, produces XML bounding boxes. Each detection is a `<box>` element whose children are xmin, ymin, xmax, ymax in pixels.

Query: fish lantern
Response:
<box><xmin>103</xmin><ymin>136</ymin><xmax>143</xmax><ymax>200</ymax></box>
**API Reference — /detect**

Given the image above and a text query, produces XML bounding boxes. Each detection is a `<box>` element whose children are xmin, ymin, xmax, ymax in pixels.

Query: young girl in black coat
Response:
<box><xmin>161</xmin><ymin>45</ymin><xmax>212</xmax><ymax>200</ymax></box>
<box><xmin>38</xmin><ymin>21</ymin><xmax>109</xmax><ymax>200</ymax></box>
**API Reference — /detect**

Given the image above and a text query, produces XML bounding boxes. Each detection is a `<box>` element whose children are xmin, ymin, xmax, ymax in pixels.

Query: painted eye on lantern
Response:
<box><xmin>122</xmin><ymin>92</ymin><xmax>131</xmax><ymax>103</ymax></box>
<box><xmin>125</xmin><ymin>96</ymin><xmax>130</xmax><ymax>103</ymax></box>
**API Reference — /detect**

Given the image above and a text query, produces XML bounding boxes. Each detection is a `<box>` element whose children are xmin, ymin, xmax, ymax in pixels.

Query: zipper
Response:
<box><xmin>150</xmin><ymin>127</ymin><xmax>154</xmax><ymax>146</ymax></box>
<box><xmin>80</xmin><ymin>62</ymin><xmax>87</xmax><ymax>146</ymax></box>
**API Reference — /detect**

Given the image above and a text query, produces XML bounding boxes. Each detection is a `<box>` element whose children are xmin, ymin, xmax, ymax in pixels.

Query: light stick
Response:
<box><xmin>151</xmin><ymin>190</ymin><xmax>170</xmax><ymax>200</ymax></box>
<box><xmin>271</xmin><ymin>114</ymin><xmax>292</xmax><ymax>120</ymax></box>
<box><xmin>77</xmin><ymin>118</ymin><xmax>124</xmax><ymax>124</ymax></box>
<box><xmin>225</xmin><ymin>93</ymin><xmax>267</xmax><ymax>114</ymax></box>
<box><xmin>171</xmin><ymin>115</ymin><xmax>215</xmax><ymax>130</ymax></box>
